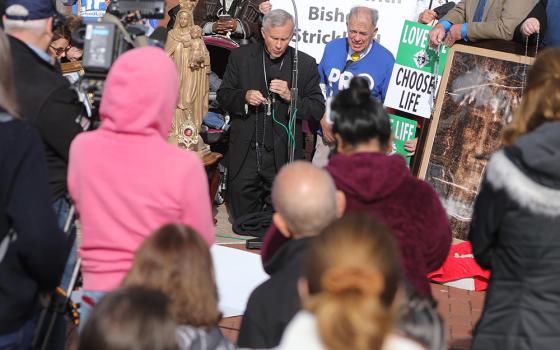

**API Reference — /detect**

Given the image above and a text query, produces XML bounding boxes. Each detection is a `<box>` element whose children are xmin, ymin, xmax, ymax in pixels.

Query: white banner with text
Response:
<box><xmin>269</xmin><ymin>0</ymin><xmax>418</xmax><ymax>61</ymax></box>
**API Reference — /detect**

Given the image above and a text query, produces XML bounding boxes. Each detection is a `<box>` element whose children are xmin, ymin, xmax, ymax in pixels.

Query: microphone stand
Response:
<box><xmin>287</xmin><ymin>0</ymin><xmax>299</xmax><ymax>163</ymax></box>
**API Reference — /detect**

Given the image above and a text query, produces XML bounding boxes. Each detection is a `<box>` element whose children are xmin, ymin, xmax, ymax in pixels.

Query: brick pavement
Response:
<box><xmin>219</xmin><ymin>283</ymin><xmax>486</xmax><ymax>349</ymax></box>
<box><xmin>432</xmin><ymin>284</ymin><xmax>485</xmax><ymax>349</ymax></box>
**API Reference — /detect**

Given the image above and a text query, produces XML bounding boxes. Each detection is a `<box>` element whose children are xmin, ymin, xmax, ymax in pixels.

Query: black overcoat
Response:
<box><xmin>217</xmin><ymin>43</ymin><xmax>325</xmax><ymax>179</ymax></box>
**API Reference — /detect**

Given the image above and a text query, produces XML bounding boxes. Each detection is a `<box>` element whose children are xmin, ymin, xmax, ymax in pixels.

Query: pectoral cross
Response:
<box><xmin>266</xmin><ymin>97</ymin><xmax>272</xmax><ymax>116</ymax></box>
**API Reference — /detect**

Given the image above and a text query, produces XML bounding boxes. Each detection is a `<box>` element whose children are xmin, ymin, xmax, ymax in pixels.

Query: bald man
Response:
<box><xmin>237</xmin><ymin>161</ymin><xmax>345</xmax><ymax>349</ymax></box>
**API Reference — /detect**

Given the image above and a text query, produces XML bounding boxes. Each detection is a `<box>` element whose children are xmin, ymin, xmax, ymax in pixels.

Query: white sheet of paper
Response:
<box><xmin>211</xmin><ymin>245</ymin><xmax>269</xmax><ymax>317</ymax></box>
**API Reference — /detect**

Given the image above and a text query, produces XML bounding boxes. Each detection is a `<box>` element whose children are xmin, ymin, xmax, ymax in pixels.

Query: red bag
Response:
<box><xmin>428</xmin><ymin>242</ymin><xmax>490</xmax><ymax>291</ymax></box>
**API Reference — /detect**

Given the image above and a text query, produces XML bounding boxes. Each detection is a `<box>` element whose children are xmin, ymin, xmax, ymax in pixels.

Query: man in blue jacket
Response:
<box><xmin>313</xmin><ymin>6</ymin><xmax>395</xmax><ymax>167</ymax></box>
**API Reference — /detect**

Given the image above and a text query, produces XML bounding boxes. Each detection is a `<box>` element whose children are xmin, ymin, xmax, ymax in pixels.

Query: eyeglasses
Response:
<box><xmin>49</xmin><ymin>44</ymin><xmax>70</xmax><ymax>56</ymax></box>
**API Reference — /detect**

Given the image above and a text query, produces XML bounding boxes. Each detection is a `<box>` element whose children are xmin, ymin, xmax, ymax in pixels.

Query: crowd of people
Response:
<box><xmin>0</xmin><ymin>0</ymin><xmax>559</xmax><ymax>349</ymax></box>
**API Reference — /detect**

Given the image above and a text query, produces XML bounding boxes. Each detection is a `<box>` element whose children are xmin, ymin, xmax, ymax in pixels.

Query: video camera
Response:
<box><xmin>74</xmin><ymin>0</ymin><xmax>165</xmax><ymax>124</ymax></box>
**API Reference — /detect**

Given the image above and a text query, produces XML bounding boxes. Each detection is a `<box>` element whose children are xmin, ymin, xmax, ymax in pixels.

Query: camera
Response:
<box><xmin>75</xmin><ymin>0</ymin><xmax>165</xmax><ymax>126</ymax></box>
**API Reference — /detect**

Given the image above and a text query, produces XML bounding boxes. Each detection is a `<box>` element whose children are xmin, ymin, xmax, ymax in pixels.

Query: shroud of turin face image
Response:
<box><xmin>426</xmin><ymin>50</ymin><xmax>527</xmax><ymax>240</ymax></box>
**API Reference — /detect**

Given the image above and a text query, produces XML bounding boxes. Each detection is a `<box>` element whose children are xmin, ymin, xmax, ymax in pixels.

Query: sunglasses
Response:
<box><xmin>49</xmin><ymin>44</ymin><xmax>70</xmax><ymax>56</ymax></box>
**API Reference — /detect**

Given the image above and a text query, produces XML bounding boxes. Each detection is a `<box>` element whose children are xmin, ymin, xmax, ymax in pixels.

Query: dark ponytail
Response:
<box><xmin>331</xmin><ymin>77</ymin><xmax>391</xmax><ymax>148</ymax></box>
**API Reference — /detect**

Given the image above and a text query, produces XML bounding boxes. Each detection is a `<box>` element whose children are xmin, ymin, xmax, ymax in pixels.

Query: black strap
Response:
<box><xmin>342</xmin><ymin>59</ymin><xmax>357</xmax><ymax>73</ymax></box>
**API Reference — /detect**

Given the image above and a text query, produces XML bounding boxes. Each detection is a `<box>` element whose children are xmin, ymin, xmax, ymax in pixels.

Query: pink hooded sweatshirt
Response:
<box><xmin>68</xmin><ymin>47</ymin><xmax>214</xmax><ymax>292</ymax></box>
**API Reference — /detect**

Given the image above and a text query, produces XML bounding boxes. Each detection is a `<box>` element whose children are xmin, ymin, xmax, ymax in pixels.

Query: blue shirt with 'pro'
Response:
<box><xmin>318</xmin><ymin>38</ymin><xmax>395</xmax><ymax>102</ymax></box>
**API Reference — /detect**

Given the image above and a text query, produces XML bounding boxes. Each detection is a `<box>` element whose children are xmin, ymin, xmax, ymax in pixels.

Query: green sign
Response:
<box><xmin>396</xmin><ymin>20</ymin><xmax>449</xmax><ymax>76</ymax></box>
<box><xmin>389</xmin><ymin>114</ymin><xmax>417</xmax><ymax>165</ymax></box>
<box><xmin>385</xmin><ymin>21</ymin><xmax>449</xmax><ymax>119</ymax></box>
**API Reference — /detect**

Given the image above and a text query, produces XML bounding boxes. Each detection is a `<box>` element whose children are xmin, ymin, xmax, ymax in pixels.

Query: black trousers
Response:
<box><xmin>228</xmin><ymin>145</ymin><xmax>277</xmax><ymax>221</ymax></box>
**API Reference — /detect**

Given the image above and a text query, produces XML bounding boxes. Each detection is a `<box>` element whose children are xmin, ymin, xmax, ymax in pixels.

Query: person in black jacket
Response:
<box><xmin>217</xmin><ymin>9</ymin><xmax>325</xmax><ymax>221</ymax></box>
<box><xmin>0</xmin><ymin>27</ymin><xmax>67</xmax><ymax>349</ymax></box>
<box><xmin>237</xmin><ymin>161</ymin><xmax>345</xmax><ymax>348</ymax></box>
<box><xmin>3</xmin><ymin>0</ymin><xmax>85</xmax><ymax>217</ymax></box>
<box><xmin>469</xmin><ymin>48</ymin><xmax>560</xmax><ymax>350</ymax></box>
<box><xmin>3</xmin><ymin>2</ymin><xmax>83</xmax><ymax>348</ymax></box>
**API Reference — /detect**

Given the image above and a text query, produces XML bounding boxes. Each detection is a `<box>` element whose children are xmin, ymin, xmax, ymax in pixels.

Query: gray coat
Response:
<box><xmin>470</xmin><ymin>122</ymin><xmax>560</xmax><ymax>350</ymax></box>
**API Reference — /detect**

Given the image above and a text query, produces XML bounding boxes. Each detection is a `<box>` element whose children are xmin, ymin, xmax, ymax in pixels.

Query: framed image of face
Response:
<box><xmin>418</xmin><ymin>43</ymin><xmax>534</xmax><ymax>239</ymax></box>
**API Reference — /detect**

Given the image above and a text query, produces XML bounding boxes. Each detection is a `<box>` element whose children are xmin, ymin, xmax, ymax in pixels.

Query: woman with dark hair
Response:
<box><xmin>263</xmin><ymin>76</ymin><xmax>451</xmax><ymax>298</ymax></box>
<box><xmin>122</xmin><ymin>224</ymin><xmax>233</xmax><ymax>350</ymax></box>
<box><xmin>325</xmin><ymin>76</ymin><xmax>451</xmax><ymax>298</ymax></box>
<box><xmin>469</xmin><ymin>48</ymin><xmax>560</xmax><ymax>350</ymax></box>
<box><xmin>79</xmin><ymin>286</ymin><xmax>178</xmax><ymax>350</ymax></box>
<box><xmin>0</xmin><ymin>28</ymin><xmax>67</xmax><ymax>348</ymax></box>
<box><xmin>48</xmin><ymin>24</ymin><xmax>70</xmax><ymax>62</ymax></box>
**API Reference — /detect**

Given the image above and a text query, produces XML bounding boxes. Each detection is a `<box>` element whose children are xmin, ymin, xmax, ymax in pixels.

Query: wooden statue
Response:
<box><xmin>165</xmin><ymin>0</ymin><xmax>211</xmax><ymax>155</ymax></box>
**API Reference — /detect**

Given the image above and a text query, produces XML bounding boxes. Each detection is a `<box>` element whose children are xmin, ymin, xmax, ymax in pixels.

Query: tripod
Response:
<box><xmin>32</xmin><ymin>205</ymin><xmax>82</xmax><ymax>350</ymax></box>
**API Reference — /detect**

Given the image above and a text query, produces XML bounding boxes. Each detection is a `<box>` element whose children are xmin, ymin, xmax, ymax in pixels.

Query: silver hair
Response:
<box><xmin>3</xmin><ymin>5</ymin><xmax>49</xmax><ymax>36</ymax></box>
<box><xmin>348</xmin><ymin>6</ymin><xmax>379</xmax><ymax>27</ymax></box>
<box><xmin>262</xmin><ymin>9</ymin><xmax>294</xmax><ymax>30</ymax></box>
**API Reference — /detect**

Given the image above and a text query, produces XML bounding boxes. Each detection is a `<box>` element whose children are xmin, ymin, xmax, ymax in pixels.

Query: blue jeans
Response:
<box><xmin>79</xmin><ymin>291</ymin><xmax>106</xmax><ymax>333</ymax></box>
<box><xmin>0</xmin><ymin>319</ymin><xmax>35</xmax><ymax>350</ymax></box>
<box><xmin>52</xmin><ymin>196</ymin><xmax>78</xmax><ymax>292</ymax></box>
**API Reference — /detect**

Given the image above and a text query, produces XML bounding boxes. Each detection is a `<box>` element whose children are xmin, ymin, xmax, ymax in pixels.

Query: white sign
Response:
<box><xmin>385</xmin><ymin>65</ymin><xmax>440</xmax><ymax>117</ymax></box>
<box><xmin>269</xmin><ymin>0</ymin><xmax>418</xmax><ymax>61</ymax></box>
<box><xmin>211</xmin><ymin>245</ymin><xmax>269</xmax><ymax>317</ymax></box>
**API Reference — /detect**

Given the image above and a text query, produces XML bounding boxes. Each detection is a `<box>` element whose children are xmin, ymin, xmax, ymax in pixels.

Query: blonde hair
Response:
<box><xmin>0</xmin><ymin>28</ymin><xmax>19</xmax><ymax>117</ymax></box>
<box><xmin>303</xmin><ymin>213</ymin><xmax>401</xmax><ymax>350</ymax></box>
<box><xmin>502</xmin><ymin>48</ymin><xmax>560</xmax><ymax>145</ymax></box>
<box><xmin>122</xmin><ymin>224</ymin><xmax>220</xmax><ymax>328</ymax></box>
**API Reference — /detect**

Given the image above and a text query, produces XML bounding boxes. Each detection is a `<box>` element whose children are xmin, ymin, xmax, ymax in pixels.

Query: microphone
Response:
<box><xmin>268</xmin><ymin>65</ymin><xmax>281</xmax><ymax>105</ymax></box>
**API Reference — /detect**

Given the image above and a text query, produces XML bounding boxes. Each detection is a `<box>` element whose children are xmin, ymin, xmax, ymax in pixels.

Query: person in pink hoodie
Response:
<box><xmin>68</xmin><ymin>47</ymin><xmax>214</xmax><ymax>323</ymax></box>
